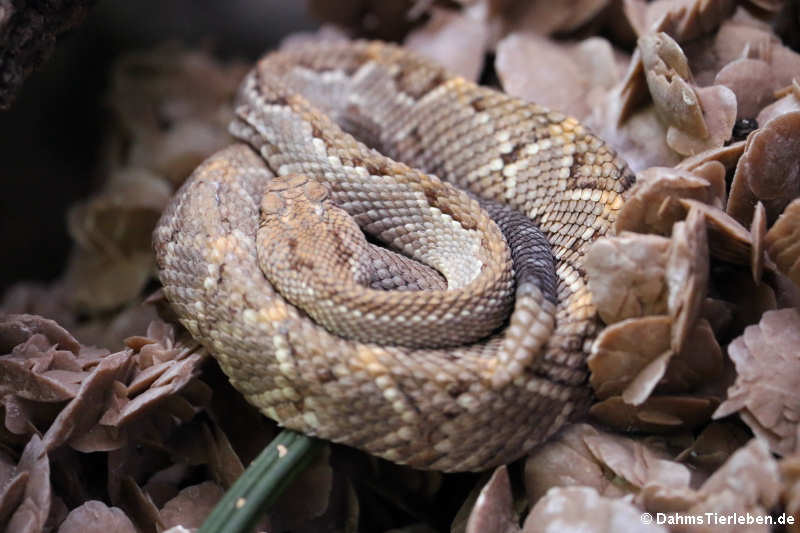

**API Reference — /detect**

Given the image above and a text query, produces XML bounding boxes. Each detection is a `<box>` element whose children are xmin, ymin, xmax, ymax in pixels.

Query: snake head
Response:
<box><xmin>256</xmin><ymin>170</ymin><xmax>374</xmax><ymax>308</ymax></box>
<box><xmin>261</xmin><ymin>174</ymin><xmax>332</xmax><ymax>225</ymax></box>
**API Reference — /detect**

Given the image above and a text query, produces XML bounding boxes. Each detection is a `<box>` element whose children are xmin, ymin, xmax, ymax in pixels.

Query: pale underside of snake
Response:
<box><xmin>153</xmin><ymin>40</ymin><xmax>635</xmax><ymax>472</ymax></box>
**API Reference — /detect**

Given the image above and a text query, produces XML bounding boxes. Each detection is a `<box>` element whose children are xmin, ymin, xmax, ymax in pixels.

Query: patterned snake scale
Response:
<box><xmin>153</xmin><ymin>40</ymin><xmax>635</xmax><ymax>471</ymax></box>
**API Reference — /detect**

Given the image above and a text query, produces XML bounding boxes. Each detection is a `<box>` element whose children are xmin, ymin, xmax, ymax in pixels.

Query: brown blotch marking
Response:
<box><xmin>419</xmin><ymin>70</ymin><xmax>447</xmax><ymax>98</ymax></box>
<box><xmin>364</xmin><ymin>159</ymin><xmax>391</xmax><ymax>177</ymax></box>
<box><xmin>421</xmin><ymin>182</ymin><xmax>478</xmax><ymax>231</ymax></box>
<box><xmin>306</xmin><ymin>118</ymin><xmax>335</xmax><ymax>150</ymax></box>
<box><xmin>408</xmin><ymin>126</ymin><xmax>422</xmax><ymax>144</ymax></box>
<box><xmin>395</xmin><ymin>126</ymin><xmax>426</xmax><ymax>162</ymax></box>
<box><xmin>288</xmin><ymin>234</ymin><xmax>315</xmax><ymax>272</ymax></box>
<box><xmin>567</xmin><ymin>151</ymin><xmax>594</xmax><ymax>188</ymax></box>
<box><xmin>241</xmin><ymin>293</ymin><xmax>257</xmax><ymax>312</ymax></box>
<box><xmin>469</xmin><ymin>95</ymin><xmax>490</xmax><ymax>112</ymax></box>
<box><xmin>445</xmin><ymin>381</ymin><xmax>468</xmax><ymax>399</ymax></box>
<box><xmin>500</xmin><ymin>143</ymin><xmax>524</xmax><ymax>165</ymax></box>
<box><xmin>316</xmin><ymin>367</ymin><xmax>335</xmax><ymax>383</ymax></box>
<box><xmin>394</xmin><ymin>68</ymin><xmax>448</xmax><ymax>100</ymax></box>
<box><xmin>263</xmin><ymin>93</ymin><xmax>289</xmax><ymax>106</ymax></box>
<box><xmin>289</xmin><ymin>254</ymin><xmax>315</xmax><ymax>272</ymax></box>
<box><xmin>398</xmin><ymin>126</ymin><xmax>423</xmax><ymax>149</ymax></box>
<box><xmin>345</xmin><ymin>154</ymin><xmax>390</xmax><ymax>177</ymax></box>
<box><xmin>216</xmin><ymin>263</ymin><xmax>226</xmax><ymax>285</ymax></box>
<box><xmin>619</xmin><ymin>164</ymin><xmax>637</xmax><ymax>190</ymax></box>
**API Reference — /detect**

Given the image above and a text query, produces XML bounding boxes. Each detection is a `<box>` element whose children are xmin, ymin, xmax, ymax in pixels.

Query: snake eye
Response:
<box><xmin>303</xmin><ymin>180</ymin><xmax>329</xmax><ymax>203</ymax></box>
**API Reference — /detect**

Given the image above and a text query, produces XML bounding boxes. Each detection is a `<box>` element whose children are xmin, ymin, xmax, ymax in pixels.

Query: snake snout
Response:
<box><xmin>261</xmin><ymin>174</ymin><xmax>333</xmax><ymax>221</ymax></box>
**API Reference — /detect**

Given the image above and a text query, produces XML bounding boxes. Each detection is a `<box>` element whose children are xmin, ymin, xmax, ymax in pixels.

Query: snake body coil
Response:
<box><xmin>153</xmin><ymin>41</ymin><xmax>634</xmax><ymax>471</ymax></box>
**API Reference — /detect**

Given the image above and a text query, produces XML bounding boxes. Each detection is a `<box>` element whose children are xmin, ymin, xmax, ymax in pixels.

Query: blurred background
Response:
<box><xmin>0</xmin><ymin>0</ymin><xmax>316</xmax><ymax>292</ymax></box>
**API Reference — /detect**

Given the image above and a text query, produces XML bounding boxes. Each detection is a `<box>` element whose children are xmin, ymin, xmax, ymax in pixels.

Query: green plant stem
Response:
<box><xmin>199</xmin><ymin>429</ymin><xmax>323</xmax><ymax>533</ymax></box>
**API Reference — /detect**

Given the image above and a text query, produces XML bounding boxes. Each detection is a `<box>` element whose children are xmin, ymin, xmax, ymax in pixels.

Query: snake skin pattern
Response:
<box><xmin>153</xmin><ymin>41</ymin><xmax>635</xmax><ymax>471</ymax></box>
